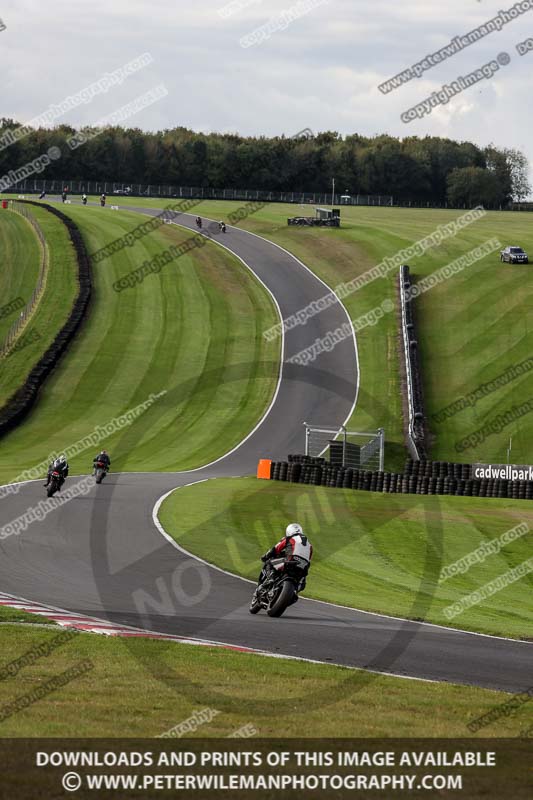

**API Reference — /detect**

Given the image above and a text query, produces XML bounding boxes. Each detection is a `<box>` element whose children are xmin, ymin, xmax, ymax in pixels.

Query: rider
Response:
<box><xmin>255</xmin><ymin>523</ymin><xmax>313</xmax><ymax>595</ymax></box>
<box><xmin>100</xmin><ymin>193</ymin><xmax>106</xmax><ymax>206</ymax></box>
<box><xmin>44</xmin><ymin>455</ymin><xmax>69</xmax><ymax>489</ymax></box>
<box><xmin>196</xmin><ymin>216</ymin><xmax>202</xmax><ymax>229</ymax></box>
<box><xmin>93</xmin><ymin>449</ymin><xmax>111</xmax><ymax>474</ymax></box>
<box><xmin>82</xmin><ymin>193</ymin><xmax>88</xmax><ymax>204</ymax></box>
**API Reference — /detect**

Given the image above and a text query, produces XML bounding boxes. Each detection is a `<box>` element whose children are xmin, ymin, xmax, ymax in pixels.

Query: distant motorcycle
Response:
<box><xmin>46</xmin><ymin>469</ymin><xmax>63</xmax><ymax>498</ymax></box>
<box><xmin>94</xmin><ymin>460</ymin><xmax>108</xmax><ymax>484</ymax></box>
<box><xmin>249</xmin><ymin>557</ymin><xmax>305</xmax><ymax>617</ymax></box>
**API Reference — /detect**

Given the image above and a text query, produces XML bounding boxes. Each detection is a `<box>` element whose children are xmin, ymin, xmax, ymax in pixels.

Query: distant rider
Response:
<box><xmin>93</xmin><ymin>450</ymin><xmax>111</xmax><ymax>474</ymax></box>
<box><xmin>196</xmin><ymin>216</ymin><xmax>202</xmax><ymax>229</ymax></box>
<box><xmin>82</xmin><ymin>193</ymin><xmax>88</xmax><ymax>205</ymax></box>
<box><xmin>100</xmin><ymin>193</ymin><xmax>106</xmax><ymax>207</ymax></box>
<box><xmin>255</xmin><ymin>523</ymin><xmax>313</xmax><ymax>596</ymax></box>
<box><xmin>44</xmin><ymin>455</ymin><xmax>69</xmax><ymax>489</ymax></box>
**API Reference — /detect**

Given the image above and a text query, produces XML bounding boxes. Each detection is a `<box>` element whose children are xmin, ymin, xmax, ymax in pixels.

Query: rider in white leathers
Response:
<box><xmin>256</xmin><ymin>522</ymin><xmax>313</xmax><ymax>594</ymax></box>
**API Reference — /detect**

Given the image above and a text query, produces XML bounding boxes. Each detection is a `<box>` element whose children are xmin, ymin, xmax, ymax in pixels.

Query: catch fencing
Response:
<box><xmin>0</xmin><ymin>201</ymin><xmax>48</xmax><ymax>358</ymax></box>
<box><xmin>10</xmin><ymin>179</ymin><xmax>393</xmax><ymax>207</ymax></box>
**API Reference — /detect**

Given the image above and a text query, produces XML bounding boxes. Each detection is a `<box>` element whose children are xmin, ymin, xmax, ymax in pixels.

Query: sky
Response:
<box><xmin>1</xmin><ymin>0</ymin><xmax>532</xmax><ymax>185</ymax></box>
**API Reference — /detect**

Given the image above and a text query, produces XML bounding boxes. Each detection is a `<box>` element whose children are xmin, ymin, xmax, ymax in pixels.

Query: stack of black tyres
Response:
<box><xmin>267</xmin><ymin>456</ymin><xmax>533</xmax><ymax>501</ymax></box>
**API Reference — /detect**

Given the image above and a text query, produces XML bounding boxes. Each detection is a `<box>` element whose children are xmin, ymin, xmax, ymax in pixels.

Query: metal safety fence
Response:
<box><xmin>8</xmin><ymin>179</ymin><xmax>393</xmax><ymax>207</ymax></box>
<box><xmin>304</xmin><ymin>423</ymin><xmax>385</xmax><ymax>472</ymax></box>
<box><xmin>0</xmin><ymin>201</ymin><xmax>48</xmax><ymax>358</ymax></box>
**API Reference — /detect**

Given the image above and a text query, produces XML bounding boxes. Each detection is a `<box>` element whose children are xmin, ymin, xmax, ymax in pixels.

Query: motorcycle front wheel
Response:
<box><xmin>249</xmin><ymin>596</ymin><xmax>261</xmax><ymax>614</ymax></box>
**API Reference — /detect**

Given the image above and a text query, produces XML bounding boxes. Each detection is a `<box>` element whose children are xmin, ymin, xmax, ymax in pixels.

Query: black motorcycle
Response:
<box><xmin>94</xmin><ymin>460</ymin><xmax>108</xmax><ymax>484</ymax></box>
<box><xmin>46</xmin><ymin>469</ymin><xmax>63</xmax><ymax>498</ymax></box>
<box><xmin>249</xmin><ymin>557</ymin><xmax>307</xmax><ymax>617</ymax></box>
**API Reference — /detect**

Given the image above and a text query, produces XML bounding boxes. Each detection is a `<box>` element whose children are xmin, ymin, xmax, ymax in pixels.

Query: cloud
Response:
<box><xmin>0</xmin><ymin>0</ymin><xmax>531</xmax><ymax>187</ymax></box>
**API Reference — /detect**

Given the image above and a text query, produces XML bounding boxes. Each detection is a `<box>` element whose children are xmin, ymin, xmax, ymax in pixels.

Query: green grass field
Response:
<box><xmin>0</xmin><ymin>208</ymin><xmax>40</xmax><ymax>343</ymax></box>
<box><xmin>68</xmin><ymin>196</ymin><xmax>533</xmax><ymax>471</ymax></box>
<box><xmin>2</xmin><ymin>195</ymin><xmax>532</xmax><ymax>741</ymax></box>
<box><xmin>0</xmin><ymin>622</ymin><xmax>525</xmax><ymax>738</ymax></box>
<box><xmin>0</xmin><ymin>205</ymin><xmax>279</xmax><ymax>483</ymax></box>
<box><xmin>159</xmin><ymin>477</ymin><xmax>533</xmax><ymax>639</ymax></box>
<box><xmin>0</xmin><ymin>204</ymin><xmax>79</xmax><ymax>409</ymax></box>
<box><xmin>0</xmin><ymin>606</ymin><xmax>54</xmax><ymax>625</ymax></box>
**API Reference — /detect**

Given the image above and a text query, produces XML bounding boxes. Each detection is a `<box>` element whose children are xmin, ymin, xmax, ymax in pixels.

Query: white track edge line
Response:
<box><xmin>153</xmin><ymin>479</ymin><xmax>533</xmax><ymax>647</ymax></box>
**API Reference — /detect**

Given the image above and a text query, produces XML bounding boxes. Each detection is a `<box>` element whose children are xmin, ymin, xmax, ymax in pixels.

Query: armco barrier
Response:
<box><xmin>0</xmin><ymin>201</ymin><xmax>91</xmax><ymax>438</ymax></box>
<box><xmin>399</xmin><ymin>265</ymin><xmax>427</xmax><ymax>460</ymax></box>
<box><xmin>265</xmin><ymin>456</ymin><xmax>533</xmax><ymax>501</ymax></box>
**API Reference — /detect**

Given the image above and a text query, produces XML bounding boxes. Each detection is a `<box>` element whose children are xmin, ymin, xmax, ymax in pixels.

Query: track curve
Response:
<box><xmin>1</xmin><ymin>200</ymin><xmax>531</xmax><ymax>694</ymax></box>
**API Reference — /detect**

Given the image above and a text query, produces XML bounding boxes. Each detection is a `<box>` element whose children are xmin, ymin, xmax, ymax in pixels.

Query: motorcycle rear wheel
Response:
<box><xmin>267</xmin><ymin>581</ymin><xmax>296</xmax><ymax>617</ymax></box>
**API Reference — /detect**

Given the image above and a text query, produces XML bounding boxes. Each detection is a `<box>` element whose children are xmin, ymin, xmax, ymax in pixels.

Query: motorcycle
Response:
<box><xmin>94</xmin><ymin>460</ymin><xmax>108</xmax><ymax>484</ymax></box>
<box><xmin>249</xmin><ymin>557</ymin><xmax>307</xmax><ymax>617</ymax></box>
<box><xmin>46</xmin><ymin>470</ymin><xmax>63</xmax><ymax>498</ymax></box>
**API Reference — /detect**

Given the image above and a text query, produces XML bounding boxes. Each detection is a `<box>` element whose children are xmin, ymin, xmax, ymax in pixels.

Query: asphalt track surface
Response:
<box><xmin>1</xmin><ymin>198</ymin><xmax>532</xmax><ymax>694</ymax></box>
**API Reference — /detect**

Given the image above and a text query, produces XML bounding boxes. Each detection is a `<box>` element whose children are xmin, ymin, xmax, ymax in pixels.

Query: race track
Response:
<box><xmin>1</xmin><ymin>200</ymin><xmax>531</xmax><ymax>694</ymax></box>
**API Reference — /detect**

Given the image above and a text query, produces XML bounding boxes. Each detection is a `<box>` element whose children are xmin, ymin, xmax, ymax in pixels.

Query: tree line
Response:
<box><xmin>0</xmin><ymin>120</ymin><xmax>530</xmax><ymax>206</ymax></box>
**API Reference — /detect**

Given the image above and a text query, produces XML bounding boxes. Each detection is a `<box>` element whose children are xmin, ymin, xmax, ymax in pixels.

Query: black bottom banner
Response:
<box><xmin>0</xmin><ymin>738</ymin><xmax>531</xmax><ymax>799</ymax></box>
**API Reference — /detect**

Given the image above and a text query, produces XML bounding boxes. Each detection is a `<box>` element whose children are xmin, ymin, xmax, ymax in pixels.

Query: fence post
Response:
<box><xmin>378</xmin><ymin>428</ymin><xmax>384</xmax><ymax>472</ymax></box>
<box><xmin>342</xmin><ymin>426</ymin><xmax>347</xmax><ymax>467</ymax></box>
<box><xmin>304</xmin><ymin>424</ymin><xmax>310</xmax><ymax>456</ymax></box>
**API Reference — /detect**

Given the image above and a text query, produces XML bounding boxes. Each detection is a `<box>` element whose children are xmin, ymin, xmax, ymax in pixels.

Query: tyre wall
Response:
<box><xmin>0</xmin><ymin>201</ymin><xmax>91</xmax><ymax>438</ymax></box>
<box><xmin>267</xmin><ymin>455</ymin><xmax>533</xmax><ymax>501</ymax></box>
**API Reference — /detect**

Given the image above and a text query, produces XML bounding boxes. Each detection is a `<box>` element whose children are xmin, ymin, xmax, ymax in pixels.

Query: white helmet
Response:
<box><xmin>285</xmin><ymin>522</ymin><xmax>303</xmax><ymax>538</ymax></box>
